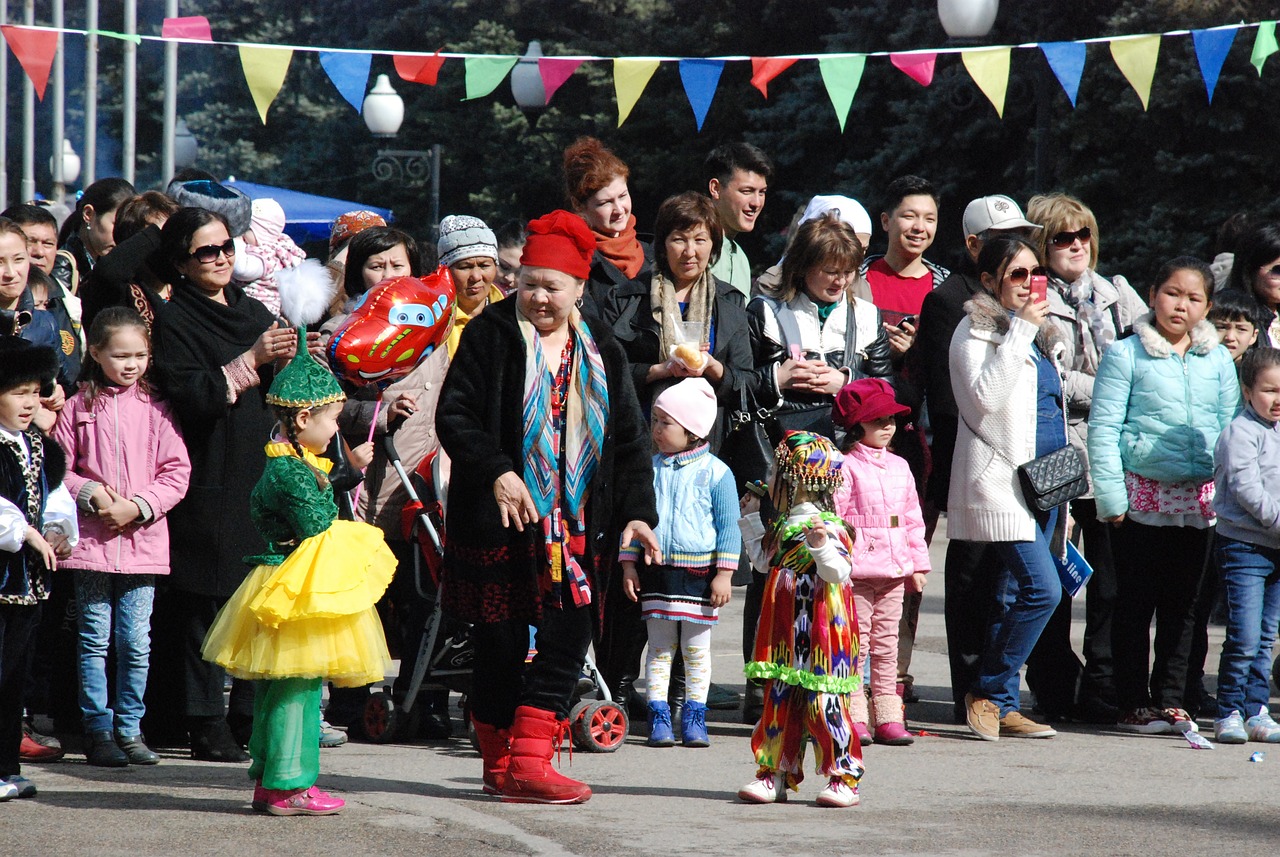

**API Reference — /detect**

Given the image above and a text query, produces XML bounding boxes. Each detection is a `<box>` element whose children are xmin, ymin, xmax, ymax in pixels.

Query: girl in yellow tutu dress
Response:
<box><xmin>203</xmin><ymin>328</ymin><xmax>394</xmax><ymax>816</ymax></box>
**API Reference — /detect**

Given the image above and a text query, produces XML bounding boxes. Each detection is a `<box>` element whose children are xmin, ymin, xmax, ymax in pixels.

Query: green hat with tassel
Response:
<box><xmin>266</xmin><ymin>326</ymin><xmax>346</xmax><ymax>409</ymax></box>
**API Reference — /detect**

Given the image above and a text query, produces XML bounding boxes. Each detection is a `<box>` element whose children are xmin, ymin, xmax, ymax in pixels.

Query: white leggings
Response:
<box><xmin>645</xmin><ymin>619</ymin><xmax>712</xmax><ymax>704</ymax></box>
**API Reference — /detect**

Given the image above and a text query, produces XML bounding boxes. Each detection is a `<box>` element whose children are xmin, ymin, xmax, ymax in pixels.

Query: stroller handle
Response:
<box><xmin>383</xmin><ymin>434</ymin><xmax>445</xmax><ymax>557</ymax></box>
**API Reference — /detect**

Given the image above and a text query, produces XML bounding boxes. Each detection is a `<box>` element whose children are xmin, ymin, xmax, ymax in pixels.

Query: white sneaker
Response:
<box><xmin>1245</xmin><ymin>708</ymin><xmax>1280</xmax><ymax>743</ymax></box>
<box><xmin>738</xmin><ymin>771</ymin><xmax>787</xmax><ymax>804</ymax></box>
<box><xmin>815</xmin><ymin>777</ymin><xmax>860</xmax><ymax>808</ymax></box>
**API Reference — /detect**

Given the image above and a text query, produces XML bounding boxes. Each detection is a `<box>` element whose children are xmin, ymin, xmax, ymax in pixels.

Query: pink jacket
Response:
<box><xmin>51</xmin><ymin>383</ymin><xmax>191</xmax><ymax>575</ymax></box>
<box><xmin>833</xmin><ymin>442</ymin><xmax>931</xmax><ymax>580</ymax></box>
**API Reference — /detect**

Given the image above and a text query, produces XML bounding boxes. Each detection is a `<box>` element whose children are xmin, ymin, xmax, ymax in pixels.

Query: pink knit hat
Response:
<box><xmin>250</xmin><ymin>198</ymin><xmax>287</xmax><ymax>241</ymax></box>
<box><xmin>653</xmin><ymin>377</ymin><xmax>717</xmax><ymax>440</ymax></box>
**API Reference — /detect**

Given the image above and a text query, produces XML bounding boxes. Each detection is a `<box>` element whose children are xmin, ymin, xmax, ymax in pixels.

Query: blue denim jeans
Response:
<box><xmin>1213</xmin><ymin>535</ymin><xmax>1280</xmax><ymax>721</ymax></box>
<box><xmin>75</xmin><ymin>571</ymin><xmax>156</xmax><ymax>735</ymax></box>
<box><xmin>976</xmin><ymin>508</ymin><xmax>1062</xmax><ymax>715</ymax></box>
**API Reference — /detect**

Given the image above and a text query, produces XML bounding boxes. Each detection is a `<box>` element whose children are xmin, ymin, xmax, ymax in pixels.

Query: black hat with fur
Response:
<box><xmin>0</xmin><ymin>336</ymin><xmax>60</xmax><ymax>398</ymax></box>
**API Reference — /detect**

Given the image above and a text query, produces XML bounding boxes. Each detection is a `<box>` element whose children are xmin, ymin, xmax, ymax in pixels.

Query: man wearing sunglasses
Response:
<box><xmin>906</xmin><ymin>194</ymin><xmax>1041</xmax><ymax>723</ymax></box>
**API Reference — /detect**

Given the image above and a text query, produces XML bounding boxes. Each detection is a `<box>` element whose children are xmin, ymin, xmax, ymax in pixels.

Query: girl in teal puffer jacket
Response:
<box><xmin>1088</xmin><ymin>256</ymin><xmax>1239</xmax><ymax>735</ymax></box>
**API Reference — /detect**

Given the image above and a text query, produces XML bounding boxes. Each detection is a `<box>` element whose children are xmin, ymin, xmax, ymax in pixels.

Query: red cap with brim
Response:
<box><xmin>520</xmin><ymin>210</ymin><xmax>596</xmax><ymax>280</ymax></box>
<box><xmin>833</xmin><ymin>378</ymin><xmax>910</xmax><ymax>428</ymax></box>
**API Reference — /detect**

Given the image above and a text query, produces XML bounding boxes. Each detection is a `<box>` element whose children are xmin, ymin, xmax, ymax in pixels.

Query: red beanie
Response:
<box><xmin>520</xmin><ymin>210</ymin><xmax>595</xmax><ymax>279</ymax></box>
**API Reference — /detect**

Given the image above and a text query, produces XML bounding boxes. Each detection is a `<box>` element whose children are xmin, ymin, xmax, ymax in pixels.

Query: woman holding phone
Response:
<box><xmin>1024</xmin><ymin>193</ymin><xmax>1147</xmax><ymax>724</ymax></box>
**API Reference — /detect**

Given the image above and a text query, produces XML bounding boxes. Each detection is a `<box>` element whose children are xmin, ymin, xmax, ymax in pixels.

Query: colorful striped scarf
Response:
<box><xmin>518</xmin><ymin>307</ymin><xmax>609</xmax><ymax>520</ymax></box>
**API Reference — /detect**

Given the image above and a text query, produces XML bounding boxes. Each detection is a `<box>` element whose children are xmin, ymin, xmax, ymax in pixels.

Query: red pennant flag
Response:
<box><xmin>538</xmin><ymin>57</ymin><xmax>583</xmax><ymax>105</ymax></box>
<box><xmin>750</xmin><ymin>57</ymin><xmax>798</xmax><ymax>98</ymax></box>
<box><xmin>394</xmin><ymin>51</ymin><xmax>446</xmax><ymax>86</ymax></box>
<box><xmin>161</xmin><ymin>16</ymin><xmax>213</xmax><ymax>41</ymax></box>
<box><xmin>1</xmin><ymin>26</ymin><xmax>59</xmax><ymax>101</ymax></box>
<box><xmin>890</xmin><ymin>52</ymin><xmax>938</xmax><ymax>87</ymax></box>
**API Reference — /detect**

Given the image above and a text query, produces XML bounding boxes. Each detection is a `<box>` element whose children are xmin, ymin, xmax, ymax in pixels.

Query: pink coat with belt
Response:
<box><xmin>51</xmin><ymin>383</ymin><xmax>191</xmax><ymax>575</ymax></box>
<box><xmin>832</xmin><ymin>442</ymin><xmax>931</xmax><ymax>580</ymax></box>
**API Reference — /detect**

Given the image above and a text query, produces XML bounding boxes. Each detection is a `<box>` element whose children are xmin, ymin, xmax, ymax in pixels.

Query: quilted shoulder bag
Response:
<box><xmin>960</xmin><ymin>413</ymin><xmax>1087</xmax><ymax>512</ymax></box>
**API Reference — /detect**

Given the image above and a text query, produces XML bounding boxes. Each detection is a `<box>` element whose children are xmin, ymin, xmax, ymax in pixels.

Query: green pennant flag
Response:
<box><xmin>818</xmin><ymin>55</ymin><xmax>866</xmax><ymax>132</ymax></box>
<box><xmin>94</xmin><ymin>30</ymin><xmax>143</xmax><ymax>45</ymax></box>
<box><xmin>1252</xmin><ymin>21</ymin><xmax>1278</xmax><ymax>75</ymax></box>
<box><xmin>463</xmin><ymin>55</ymin><xmax>518</xmax><ymax>101</ymax></box>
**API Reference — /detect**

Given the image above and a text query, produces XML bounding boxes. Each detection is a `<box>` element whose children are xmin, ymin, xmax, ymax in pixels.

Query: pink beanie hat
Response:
<box><xmin>250</xmin><ymin>198</ymin><xmax>287</xmax><ymax>241</ymax></box>
<box><xmin>653</xmin><ymin>377</ymin><xmax>717</xmax><ymax>440</ymax></box>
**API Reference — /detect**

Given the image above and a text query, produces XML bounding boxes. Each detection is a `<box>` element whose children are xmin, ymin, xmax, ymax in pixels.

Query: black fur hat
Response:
<box><xmin>0</xmin><ymin>336</ymin><xmax>59</xmax><ymax>398</ymax></box>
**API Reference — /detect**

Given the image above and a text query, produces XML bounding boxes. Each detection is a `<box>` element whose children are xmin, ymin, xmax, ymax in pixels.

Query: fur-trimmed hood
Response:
<box><xmin>1131</xmin><ymin>311</ymin><xmax>1219</xmax><ymax>358</ymax></box>
<box><xmin>962</xmin><ymin>289</ymin><xmax>1067</xmax><ymax>361</ymax></box>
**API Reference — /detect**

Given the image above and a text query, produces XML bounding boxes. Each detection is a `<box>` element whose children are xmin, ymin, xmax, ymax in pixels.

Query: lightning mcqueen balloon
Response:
<box><xmin>327</xmin><ymin>267</ymin><xmax>456</xmax><ymax>388</ymax></box>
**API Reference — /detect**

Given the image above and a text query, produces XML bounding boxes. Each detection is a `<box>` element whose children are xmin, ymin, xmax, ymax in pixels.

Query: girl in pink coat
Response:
<box><xmin>832</xmin><ymin>378</ymin><xmax>930</xmax><ymax>746</ymax></box>
<box><xmin>51</xmin><ymin>308</ymin><xmax>191</xmax><ymax>767</ymax></box>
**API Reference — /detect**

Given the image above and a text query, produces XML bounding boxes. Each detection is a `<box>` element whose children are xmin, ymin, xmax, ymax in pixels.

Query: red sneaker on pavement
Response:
<box><xmin>20</xmin><ymin>730</ymin><xmax>64</xmax><ymax>763</ymax></box>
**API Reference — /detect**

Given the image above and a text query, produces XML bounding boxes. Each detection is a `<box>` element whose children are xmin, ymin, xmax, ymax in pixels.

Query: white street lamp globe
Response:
<box><xmin>50</xmin><ymin>139</ymin><xmax>81</xmax><ymax>186</ymax></box>
<box><xmin>938</xmin><ymin>0</ymin><xmax>999</xmax><ymax>39</ymax></box>
<box><xmin>511</xmin><ymin>41</ymin><xmax>546</xmax><ymax>111</ymax></box>
<box><xmin>175</xmin><ymin>118</ymin><xmax>199</xmax><ymax>169</ymax></box>
<box><xmin>363</xmin><ymin>74</ymin><xmax>405</xmax><ymax>138</ymax></box>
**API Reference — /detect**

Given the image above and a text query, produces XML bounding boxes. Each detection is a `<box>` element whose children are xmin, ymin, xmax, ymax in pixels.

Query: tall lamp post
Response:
<box><xmin>362</xmin><ymin>74</ymin><xmax>441</xmax><ymax>242</ymax></box>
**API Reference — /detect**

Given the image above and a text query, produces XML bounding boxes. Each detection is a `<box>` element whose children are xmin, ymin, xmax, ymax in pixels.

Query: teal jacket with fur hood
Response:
<box><xmin>1087</xmin><ymin>312</ymin><xmax>1239</xmax><ymax>520</ymax></box>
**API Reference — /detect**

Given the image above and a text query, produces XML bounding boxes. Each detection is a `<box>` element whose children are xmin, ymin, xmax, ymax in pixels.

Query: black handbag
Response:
<box><xmin>720</xmin><ymin>385</ymin><xmax>782</xmax><ymax>491</ymax></box>
<box><xmin>1016</xmin><ymin>445</ymin><xmax>1088</xmax><ymax>511</ymax></box>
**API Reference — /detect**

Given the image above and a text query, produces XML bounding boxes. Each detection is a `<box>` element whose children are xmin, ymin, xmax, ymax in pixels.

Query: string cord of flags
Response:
<box><xmin>2</xmin><ymin>17</ymin><xmax>1277</xmax><ymax>130</ymax></box>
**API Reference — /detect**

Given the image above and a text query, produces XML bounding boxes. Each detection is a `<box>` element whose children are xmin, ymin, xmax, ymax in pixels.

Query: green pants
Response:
<box><xmin>248</xmin><ymin>677</ymin><xmax>321</xmax><ymax>790</ymax></box>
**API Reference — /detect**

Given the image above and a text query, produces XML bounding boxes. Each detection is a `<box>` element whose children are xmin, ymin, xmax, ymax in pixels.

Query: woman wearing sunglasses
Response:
<box><xmin>145</xmin><ymin>206</ymin><xmax>295</xmax><ymax>761</ymax></box>
<box><xmin>948</xmin><ymin>234</ymin><xmax>1069</xmax><ymax>743</ymax></box>
<box><xmin>1022</xmin><ymin>193</ymin><xmax>1147</xmax><ymax>725</ymax></box>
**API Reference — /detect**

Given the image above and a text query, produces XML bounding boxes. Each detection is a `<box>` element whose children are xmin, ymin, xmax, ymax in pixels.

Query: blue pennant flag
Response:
<box><xmin>1040</xmin><ymin>41</ymin><xmax>1087</xmax><ymax>107</ymax></box>
<box><xmin>320</xmin><ymin>51</ymin><xmax>372</xmax><ymax>113</ymax></box>
<box><xmin>679</xmin><ymin>59</ymin><xmax>725</xmax><ymax>132</ymax></box>
<box><xmin>1192</xmin><ymin>28</ymin><xmax>1237</xmax><ymax>103</ymax></box>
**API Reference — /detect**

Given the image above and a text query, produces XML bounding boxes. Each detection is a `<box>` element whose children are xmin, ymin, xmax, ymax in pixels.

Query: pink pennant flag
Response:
<box><xmin>161</xmin><ymin>16</ymin><xmax>213</xmax><ymax>42</ymax></box>
<box><xmin>1</xmin><ymin>26</ymin><xmax>59</xmax><ymax>101</ymax></box>
<box><xmin>890</xmin><ymin>52</ymin><xmax>937</xmax><ymax>86</ymax></box>
<box><xmin>538</xmin><ymin>57</ymin><xmax>583</xmax><ymax>105</ymax></box>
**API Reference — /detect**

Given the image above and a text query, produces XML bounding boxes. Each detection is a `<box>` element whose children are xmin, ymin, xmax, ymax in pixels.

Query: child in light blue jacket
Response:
<box><xmin>1088</xmin><ymin>256</ymin><xmax>1238</xmax><ymax>735</ymax></box>
<box><xmin>621</xmin><ymin>378</ymin><xmax>741</xmax><ymax>749</ymax></box>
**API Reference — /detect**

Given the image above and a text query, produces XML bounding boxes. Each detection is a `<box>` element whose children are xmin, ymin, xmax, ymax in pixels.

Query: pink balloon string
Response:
<box><xmin>349</xmin><ymin>392</ymin><xmax>383</xmax><ymax>510</ymax></box>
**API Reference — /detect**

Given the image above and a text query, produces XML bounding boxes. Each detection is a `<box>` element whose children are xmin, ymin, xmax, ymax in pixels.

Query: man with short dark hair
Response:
<box><xmin>705</xmin><ymin>143</ymin><xmax>773</xmax><ymax>298</ymax></box>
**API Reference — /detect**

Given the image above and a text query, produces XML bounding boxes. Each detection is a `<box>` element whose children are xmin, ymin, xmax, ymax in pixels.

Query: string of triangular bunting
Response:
<box><xmin>1</xmin><ymin>18</ymin><xmax>1277</xmax><ymax>128</ymax></box>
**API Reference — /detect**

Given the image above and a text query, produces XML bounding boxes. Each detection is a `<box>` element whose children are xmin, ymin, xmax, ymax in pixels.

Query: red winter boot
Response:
<box><xmin>472</xmin><ymin>717</ymin><xmax>511</xmax><ymax>796</ymax></box>
<box><xmin>502</xmin><ymin>705</ymin><xmax>592</xmax><ymax>804</ymax></box>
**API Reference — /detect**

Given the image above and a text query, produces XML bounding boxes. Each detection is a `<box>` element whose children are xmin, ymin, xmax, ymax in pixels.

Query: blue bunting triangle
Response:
<box><xmin>1191</xmin><ymin>28</ymin><xmax>1237</xmax><ymax>103</ymax></box>
<box><xmin>679</xmin><ymin>59</ymin><xmax>725</xmax><ymax>132</ymax></box>
<box><xmin>1040</xmin><ymin>41</ymin><xmax>1087</xmax><ymax>107</ymax></box>
<box><xmin>319</xmin><ymin>51</ymin><xmax>372</xmax><ymax>113</ymax></box>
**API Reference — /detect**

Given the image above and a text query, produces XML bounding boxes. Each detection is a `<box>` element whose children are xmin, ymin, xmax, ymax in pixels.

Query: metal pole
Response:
<box><xmin>51</xmin><ymin>0</ymin><xmax>64</xmax><ymax>202</ymax></box>
<box><xmin>122</xmin><ymin>0</ymin><xmax>136</xmax><ymax>184</ymax></box>
<box><xmin>0</xmin><ymin>0</ymin><xmax>9</xmax><ymax>209</ymax></box>
<box><xmin>429</xmin><ymin>144</ymin><xmax>442</xmax><ymax>243</ymax></box>
<box><xmin>20</xmin><ymin>0</ymin><xmax>33</xmax><ymax>202</ymax></box>
<box><xmin>161</xmin><ymin>0</ymin><xmax>177</xmax><ymax>183</ymax></box>
<box><xmin>84</xmin><ymin>0</ymin><xmax>97</xmax><ymax>187</ymax></box>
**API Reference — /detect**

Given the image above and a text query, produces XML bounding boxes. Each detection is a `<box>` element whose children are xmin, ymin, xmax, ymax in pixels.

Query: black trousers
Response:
<box><xmin>943</xmin><ymin>538</ymin><xmax>1001</xmax><ymax>721</ymax></box>
<box><xmin>24</xmin><ymin>573</ymin><xmax>79</xmax><ymax>727</ymax></box>
<box><xmin>596</xmin><ymin>561</ymin><xmax>647</xmax><ymax>695</ymax></box>
<box><xmin>1073</xmin><ymin>500</ymin><xmax>1119</xmax><ymax>705</ymax></box>
<box><xmin>0</xmin><ymin>603</ymin><xmax>40</xmax><ymax>777</ymax></box>
<box><xmin>469</xmin><ymin>602</ymin><xmax>593</xmax><ymax>729</ymax></box>
<box><xmin>1110</xmin><ymin>519</ymin><xmax>1211</xmax><ymax>711</ymax></box>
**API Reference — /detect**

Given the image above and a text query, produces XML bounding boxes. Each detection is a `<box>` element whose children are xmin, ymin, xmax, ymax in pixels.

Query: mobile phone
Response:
<box><xmin>897</xmin><ymin>314</ymin><xmax>917</xmax><ymax>330</ymax></box>
<box><xmin>1030</xmin><ymin>274</ymin><xmax>1048</xmax><ymax>303</ymax></box>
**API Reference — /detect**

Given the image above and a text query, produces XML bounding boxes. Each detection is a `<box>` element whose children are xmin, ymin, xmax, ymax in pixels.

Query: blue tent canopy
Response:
<box><xmin>224</xmin><ymin>179</ymin><xmax>393</xmax><ymax>245</ymax></box>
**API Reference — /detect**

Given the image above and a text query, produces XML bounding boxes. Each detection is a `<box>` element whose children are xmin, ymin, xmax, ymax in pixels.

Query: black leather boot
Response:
<box><xmin>742</xmin><ymin>678</ymin><xmax>765</xmax><ymax>725</ymax></box>
<box><xmin>667</xmin><ymin>655</ymin><xmax>686</xmax><ymax>737</ymax></box>
<box><xmin>188</xmin><ymin>716</ymin><xmax>249</xmax><ymax>763</ymax></box>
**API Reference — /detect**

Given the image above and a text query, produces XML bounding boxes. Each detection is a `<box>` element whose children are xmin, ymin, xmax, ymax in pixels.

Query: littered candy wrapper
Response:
<box><xmin>1184</xmin><ymin>730</ymin><xmax>1215</xmax><ymax>750</ymax></box>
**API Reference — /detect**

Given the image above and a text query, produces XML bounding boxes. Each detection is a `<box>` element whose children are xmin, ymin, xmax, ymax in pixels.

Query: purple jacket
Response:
<box><xmin>832</xmin><ymin>442</ymin><xmax>931</xmax><ymax>581</ymax></box>
<box><xmin>52</xmin><ymin>383</ymin><xmax>191</xmax><ymax>575</ymax></box>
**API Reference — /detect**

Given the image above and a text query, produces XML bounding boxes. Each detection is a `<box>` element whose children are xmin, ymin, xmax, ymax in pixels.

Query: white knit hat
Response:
<box><xmin>437</xmin><ymin>215</ymin><xmax>498</xmax><ymax>268</ymax></box>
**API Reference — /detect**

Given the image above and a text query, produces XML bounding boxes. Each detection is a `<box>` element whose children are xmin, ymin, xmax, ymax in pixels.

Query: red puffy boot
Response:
<box><xmin>502</xmin><ymin>705</ymin><xmax>591</xmax><ymax>804</ymax></box>
<box><xmin>471</xmin><ymin>717</ymin><xmax>511</xmax><ymax>796</ymax></box>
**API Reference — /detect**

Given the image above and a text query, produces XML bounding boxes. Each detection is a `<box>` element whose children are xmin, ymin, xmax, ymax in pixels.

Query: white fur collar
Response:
<box><xmin>1131</xmin><ymin>311</ymin><xmax>1219</xmax><ymax>358</ymax></box>
<box><xmin>962</xmin><ymin>289</ymin><xmax>1066</xmax><ymax>359</ymax></box>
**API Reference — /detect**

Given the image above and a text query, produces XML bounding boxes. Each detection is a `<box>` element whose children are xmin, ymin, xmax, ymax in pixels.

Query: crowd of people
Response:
<box><xmin>1</xmin><ymin>135</ymin><xmax>1279</xmax><ymax>812</ymax></box>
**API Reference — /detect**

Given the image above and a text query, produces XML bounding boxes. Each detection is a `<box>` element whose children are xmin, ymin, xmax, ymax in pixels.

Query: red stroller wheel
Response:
<box><xmin>572</xmin><ymin>700</ymin><xmax>628</xmax><ymax>752</ymax></box>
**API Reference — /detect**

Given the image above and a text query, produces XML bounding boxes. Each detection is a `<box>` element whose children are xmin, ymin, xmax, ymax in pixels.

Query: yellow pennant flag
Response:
<box><xmin>960</xmin><ymin>47</ymin><xmax>1011</xmax><ymax>118</ymax></box>
<box><xmin>614</xmin><ymin>58</ymin><xmax>660</xmax><ymax>127</ymax></box>
<box><xmin>239</xmin><ymin>45</ymin><xmax>294</xmax><ymax>124</ymax></box>
<box><xmin>1109</xmin><ymin>35</ymin><xmax>1161</xmax><ymax>110</ymax></box>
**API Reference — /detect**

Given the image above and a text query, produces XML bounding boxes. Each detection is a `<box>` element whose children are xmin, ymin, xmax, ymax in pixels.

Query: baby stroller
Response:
<box><xmin>362</xmin><ymin>435</ymin><xmax>629</xmax><ymax>752</ymax></box>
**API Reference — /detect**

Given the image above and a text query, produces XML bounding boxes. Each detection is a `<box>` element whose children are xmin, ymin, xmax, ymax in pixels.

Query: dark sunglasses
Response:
<box><xmin>1007</xmin><ymin>265</ymin><xmax>1048</xmax><ymax>285</ymax></box>
<box><xmin>1050</xmin><ymin>227</ymin><xmax>1092</xmax><ymax>249</ymax></box>
<box><xmin>1263</xmin><ymin>264</ymin><xmax>1280</xmax><ymax>278</ymax></box>
<box><xmin>188</xmin><ymin>239</ymin><xmax>236</xmax><ymax>264</ymax></box>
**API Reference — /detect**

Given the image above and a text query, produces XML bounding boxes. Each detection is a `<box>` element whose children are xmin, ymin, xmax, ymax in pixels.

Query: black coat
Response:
<box><xmin>151</xmin><ymin>283</ymin><xmax>277</xmax><ymax>598</ymax></box>
<box><xmin>83</xmin><ymin>224</ymin><xmax>168</xmax><ymax>332</ymax></box>
<box><xmin>0</xmin><ymin>431</ymin><xmax>66</xmax><ymax>604</ymax></box>
<box><xmin>583</xmin><ymin>244</ymin><xmax>653</xmax><ymax>320</ymax></box>
<box><xmin>437</xmin><ymin>298</ymin><xmax>657</xmax><ymax>627</ymax></box>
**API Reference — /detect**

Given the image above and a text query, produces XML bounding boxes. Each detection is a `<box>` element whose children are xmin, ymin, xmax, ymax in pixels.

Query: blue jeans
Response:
<box><xmin>976</xmin><ymin>508</ymin><xmax>1062</xmax><ymax>715</ymax></box>
<box><xmin>1214</xmin><ymin>535</ymin><xmax>1280</xmax><ymax>721</ymax></box>
<box><xmin>75</xmin><ymin>571</ymin><xmax>155</xmax><ymax>735</ymax></box>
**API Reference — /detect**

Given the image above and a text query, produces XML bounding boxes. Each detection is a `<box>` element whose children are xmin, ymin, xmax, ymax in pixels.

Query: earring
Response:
<box><xmin>576</xmin><ymin>297</ymin><xmax>584</xmax><ymax>308</ymax></box>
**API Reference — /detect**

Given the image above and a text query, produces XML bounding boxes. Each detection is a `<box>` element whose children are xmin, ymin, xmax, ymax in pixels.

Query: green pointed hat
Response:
<box><xmin>266</xmin><ymin>327</ymin><xmax>346</xmax><ymax>409</ymax></box>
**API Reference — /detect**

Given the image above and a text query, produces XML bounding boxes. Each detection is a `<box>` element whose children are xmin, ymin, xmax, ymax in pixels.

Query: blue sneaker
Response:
<box><xmin>1214</xmin><ymin>711</ymin><xmax>1248</xmax><ymax>744</ymax></box>
<box><xmin>646</xmin><ymin>701</ymin><xmax>675</xmax><ymax>747</ymax></box>
<box><xmin>681</xmin><ymin>700</ymin><xmax>710</xmax><ymax>748</ymax></box>
<box><xmin>1245</xmin><ymin>708</ymin><xmax>1280</xmax><ymax>743</ymax></box>
<box><xmin>1</xmin><ymin>775</ymin><xmax>36</xmax><ymax>798</ymax></box>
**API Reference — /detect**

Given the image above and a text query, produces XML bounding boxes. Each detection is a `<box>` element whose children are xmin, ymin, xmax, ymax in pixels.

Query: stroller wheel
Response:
<box><xmin>572</xmin><ymin>701</ymin><xmax>628</xmax><ymax>753</ymax></box>
<box><xmin>363</xmin><ymin>690</ymin><xmax>400</xmax><ymax>744</ymax></box>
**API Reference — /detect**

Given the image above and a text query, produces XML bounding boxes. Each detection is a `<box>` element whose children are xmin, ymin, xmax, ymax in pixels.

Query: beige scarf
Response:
<box><xmin>650</xmin><ymin>270</ymin><xmax>714</xmax><ymax>359</ymax></box>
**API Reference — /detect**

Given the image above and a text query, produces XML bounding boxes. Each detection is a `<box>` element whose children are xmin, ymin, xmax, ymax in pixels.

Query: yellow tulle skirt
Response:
<box><xmin>202</xmin><ymin>520</ymin><xmax>396</xmax><ymax>688</ymax></box>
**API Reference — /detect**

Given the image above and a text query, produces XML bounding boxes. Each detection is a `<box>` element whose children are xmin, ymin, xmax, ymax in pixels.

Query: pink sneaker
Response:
<box><xmin>873</xmin><ymin>722</ymin><xmax>915</xmax><ymax>746</ymax></box>
<box><xmin>252</xmin><ymin>781</ymin><xmax>268</xmax><ymax>812</ymax></box>
<box><xmin>853</xmin><ymin>722</ymin><xmax>872</xmax><ymax>746</ymax></box>
<box><xmin>263</xmin><ymin>785</ymin><xmax>345</xmax><ymax>816</ymax></box>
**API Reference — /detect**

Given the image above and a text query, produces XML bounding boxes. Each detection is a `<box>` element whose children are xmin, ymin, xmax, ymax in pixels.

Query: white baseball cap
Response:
<box><xmin>799</xmin><ymin>194</ymin><xmax>873</xmax><ymax>236</ymax></box>
<box><xmin>962</xmin><ymin>195</ymin><xmax>1040</xmax><ymax>237</ymax></box>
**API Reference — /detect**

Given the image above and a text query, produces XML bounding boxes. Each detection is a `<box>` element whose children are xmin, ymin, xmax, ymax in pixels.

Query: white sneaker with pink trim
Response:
<box><xmin>815</xmin><ymin>777</ymin><xmax>860</xmax><ymax>808</ymax></box>
<box><xmin>737</xmin><ymin>771</ymin><xmax>787</xmax><ymax>804</ymax></box>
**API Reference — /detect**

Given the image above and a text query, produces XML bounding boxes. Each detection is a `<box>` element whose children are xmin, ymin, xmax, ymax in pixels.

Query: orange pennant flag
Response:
<box><xmin>395</xmin><ymin>51</ymin><xmax>446</xmax><ymax>86</ymax></box>
<box><xmin>750</xmin><ymin>58</ymin><xmax>798</xmax><ymax>98</ymax></box>
<box><xmin>1</xmin><ymin>25</ymin><xmax>59</xmax><ymax>101</ymax></box>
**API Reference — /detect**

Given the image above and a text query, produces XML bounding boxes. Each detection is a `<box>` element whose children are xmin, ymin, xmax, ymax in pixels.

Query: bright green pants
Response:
<box><xmin>248</xmin><ymin>677</ymin><xmax>321</xmax><ymax>790</ymax></box>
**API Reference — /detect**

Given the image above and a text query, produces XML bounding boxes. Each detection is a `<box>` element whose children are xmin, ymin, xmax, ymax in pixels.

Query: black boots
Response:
<box><xmin>188</xmin><ymin>716</ymin><xmax>249</xmax><ymax>763</ymax></box>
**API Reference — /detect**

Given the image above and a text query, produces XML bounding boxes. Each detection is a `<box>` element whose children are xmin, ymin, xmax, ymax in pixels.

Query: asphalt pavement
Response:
<box><xmin>4</xmin><ymin>518</ymin><xmax>1278</xmax><ymax>856</ymax></box>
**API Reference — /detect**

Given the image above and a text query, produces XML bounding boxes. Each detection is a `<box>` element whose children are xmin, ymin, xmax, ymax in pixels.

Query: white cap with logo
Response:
<box><xmin>962</xmin><ymin>195</ymin><xmax>1040</xmax><ymax>237</ymax></box>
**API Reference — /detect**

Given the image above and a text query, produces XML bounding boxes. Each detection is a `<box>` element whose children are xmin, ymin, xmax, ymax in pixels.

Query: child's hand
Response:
<box><xmin>45</xmin><ymin>530</ymin><xmax>73</xmax><ymax>559</ymax></box>
<box><xmin>740</xmin><ymin>492</ymin><xmax>761</xmax><ymax>516</ymax></box>
<box><xmin>90</xmin><ymin>486</ymin><xmax>113</xmax><ymax>511</ymax></box>
<box><xmin>621</xmin><ymin>563</ymin><xmax>640</xmax><ymax>602</ymax></box>
<box><xmin>97</xmin><ymin>486</ymin><xmax>141</xmax><ymax>532</ymax></box>
<box><xmin>710</xmin><ymin>570</ymin><xmax>733</xmax><ymax>608</ymax></box>
<box><xmin>803</xmin><ymin>516</ymin><xmax>828</xmax><ymax>549</ymax></box>
<box><xmin>25</xmin><ymin>526</ymin><xmax>57</xmax><ymax>571</ymax></box>
<box><xmin>349</xmin><ymin>441</ymin><xmax>374</xmax><ymax>470</ymax></box>
<box><xmin>908</xmin><ymin>572</ymin><xmax>927</xmax><ymax>594</ymax></box>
